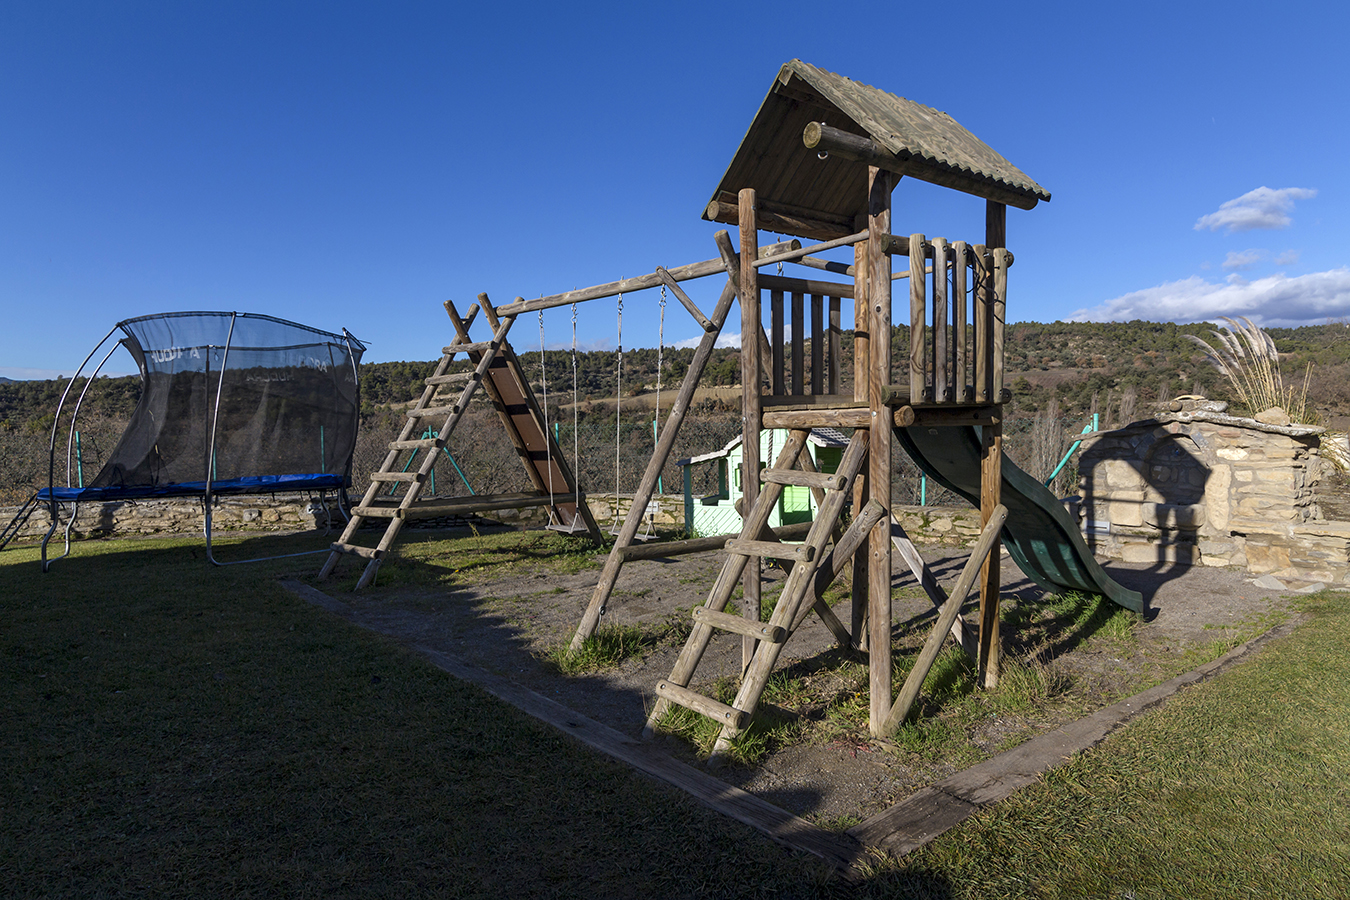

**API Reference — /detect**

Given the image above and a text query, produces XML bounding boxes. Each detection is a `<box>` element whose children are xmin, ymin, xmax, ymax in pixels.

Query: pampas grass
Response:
<box><xmin>1184</xmin><ymin>317</ymin><xmax>1316</xmax><ymax>424</ymax></box>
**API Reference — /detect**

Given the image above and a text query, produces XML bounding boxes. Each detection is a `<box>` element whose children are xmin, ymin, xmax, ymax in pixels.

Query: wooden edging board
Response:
<box><xmin>847</xmin><ymin>617</ymin><xmax>1304</xmax><ymax>856</ymax></box>
<box><xmin>281</xmin><ymin>581</ymin><xmax>1303</xmax><ymax>877</ymax></box>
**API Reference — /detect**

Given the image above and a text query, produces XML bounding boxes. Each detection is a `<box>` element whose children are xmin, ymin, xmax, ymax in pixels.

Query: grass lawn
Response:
<box><xmin>3</xmin><ymin>532</ymin><xmax>1348</xmax><ymax>898</ymax></box>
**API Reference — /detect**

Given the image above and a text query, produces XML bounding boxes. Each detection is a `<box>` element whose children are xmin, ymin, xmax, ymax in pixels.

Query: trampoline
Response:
<box><xmin>24</xmin><ymin>311</ymin><xmax>365</xmax><ymax>569</ymax></box>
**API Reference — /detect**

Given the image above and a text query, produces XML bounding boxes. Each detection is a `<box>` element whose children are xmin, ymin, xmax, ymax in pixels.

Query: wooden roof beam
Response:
<box><xmin>705</xmin><ymin>200</ymin><xmax>857</xmax><ymax>242</ymax></box>
<box><xmin>803</xmin><ymin>122</ymin><xmax>1040</xmax><ymax>211</ymax></box>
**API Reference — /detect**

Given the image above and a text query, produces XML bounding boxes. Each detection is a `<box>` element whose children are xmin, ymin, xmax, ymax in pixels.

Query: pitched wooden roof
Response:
<box><xmin>704</xmin><ymin>60</ymin><xmax>1050</xmax><ymax>239</ymax></box>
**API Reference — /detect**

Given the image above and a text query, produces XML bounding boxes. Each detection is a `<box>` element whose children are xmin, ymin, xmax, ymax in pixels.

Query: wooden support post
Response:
<box><xmin>850</xmin><ymin>237</ymin><xmax>870</xmax><ymax>649</ymax></box>
<box><xmin>811</xmin><ymin>293</ymin><xmax>823</xmax><ymax>395</ymax></box>
<box><xmin>739</xmin><ymin>188</ymin><xmax>762</xmax><ymax>673</ymax></box>
<box><xmin>978</xmin><ymin>418</ymin><xmax>1003</xmax><ymax>688</ymax></box>
<box><xmin>979</xmin><ymin>202</ymin><xmax>1008</xmax><ymax>688</ymax></box>
<box><xmin>867</xmin><ymin>167</ymin><xmax>894</xmax><ymax>737</ymax></box>
<box><xmin>931</xmin><ymin>238</ymin><xmax>949</xmax><ymax>404</ymax></box>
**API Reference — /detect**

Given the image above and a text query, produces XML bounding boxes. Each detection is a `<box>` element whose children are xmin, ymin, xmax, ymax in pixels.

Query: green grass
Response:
<box><xmin>0</xmin><ymin>535</ymin><xmax>835</xmax><ymax>898</ymax></box>
<box><xmin>5</xmin><ymin>532</ymin><xmax>1348</xmax><ymax>898</ymax></box>
<box><xmin>547</xmin><ymin>623</ymin><xmax>652</xmax><ymax>674</ymax></box>
<box><xmin>869</xmin><ymin>588</ymin><xmax>1350</xmax><ymax>898</ymax></box>
<box><xmin>329</xmin><ymin>526</ymin><xmax>602</xmax><ymax>591</ymax></box>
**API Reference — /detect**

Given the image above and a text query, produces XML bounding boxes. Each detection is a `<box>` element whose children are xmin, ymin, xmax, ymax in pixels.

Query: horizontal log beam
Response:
<box><xmin>616</xmin><ymin>521</ymin><xmax>812</xmax><ymax>562</ymax></box>
<box><xmin>496</xmin><ymin>240</ymin><xmax>801</xmax><ymax>316</ymax></box>
<box><xmin>803</xmin><ymin>122</ymin><xmax>1042</xmax><ymax>211</ymax></box>
<box><xmin>757</xmin><ymin>272</ymin><xmax>854</xmax><ymax>299</ymax></box>
<box><xmin>705</xmin><ymin>199</ymin><xmax>857</xmax><ymax>242</ymax></box>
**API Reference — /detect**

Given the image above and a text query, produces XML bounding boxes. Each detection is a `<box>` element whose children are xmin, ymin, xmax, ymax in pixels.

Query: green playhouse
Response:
<box><xmin>679</xmin><ymin>428</ymin><xmax>846</xmax><ymax>537</ymax></box>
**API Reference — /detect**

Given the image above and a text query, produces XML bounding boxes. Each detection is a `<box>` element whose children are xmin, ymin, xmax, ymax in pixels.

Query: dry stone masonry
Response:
<box><xmin>1076</xmin><ymin>399</ymin><xmax>1349</xmax><ymax>585</ymax></box>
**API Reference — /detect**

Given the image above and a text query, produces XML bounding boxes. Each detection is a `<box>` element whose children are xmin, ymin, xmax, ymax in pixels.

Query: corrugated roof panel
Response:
<box><xmin>704</xmin><ymin>60</ymin><xmax>1050</xmax><ymax>234</ymax></box>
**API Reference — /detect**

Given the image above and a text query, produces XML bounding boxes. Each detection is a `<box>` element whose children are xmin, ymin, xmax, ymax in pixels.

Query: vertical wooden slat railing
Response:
<box><xmin>973</xmin><ymin>243</ymin><xmax>990</xmax><ymax>403</ymax></box>
<box><xmin>770</xmin><ymin>288</ymin><xmax>785</xmax><ymax>396</ymax></box>
<box><xmin>810</xmin><ymin>293</ymin><xmax>823</xmax><ymax>395</ymax></box>
<box><xmin>791</xmin><ymin>291</ymin><xmax>804</xmax><ymax>396</ymax></box>
<box><xmin>932</xmin><ymin>238</ymin><xmax>949</xmax><ymax>403</ymax></box>
<box><xmin>908</xmin><ymin>232</ymin><xmax>926</xmax><ymax>404</ymax></box>
<box><xmin>953</xmin><ymin>242</ymin><xmax>970</xmax><ymax>403</ymax></box>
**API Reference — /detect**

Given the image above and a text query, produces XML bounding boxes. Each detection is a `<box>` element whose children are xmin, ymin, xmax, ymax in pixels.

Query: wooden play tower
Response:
<box><xmin>591</xmin><ymin>60</ymin><xmax>1049</xmax><ymax>750</ymax></box>
<box><xmin>326</xmin><ymin>60</ymin><xmax>1052</xmax><ymax>747</ymax></box>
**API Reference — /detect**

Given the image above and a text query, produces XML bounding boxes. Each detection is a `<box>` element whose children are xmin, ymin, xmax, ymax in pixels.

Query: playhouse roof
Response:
<box><xmin>677</xmin><ymin>427</ymin><xmax>849</xmax><ymax>467</ymax></box>
<box><xmin>703</xmin><ymin>60</ymin><xmax>1050</xmax><ymax>238</ymax></box>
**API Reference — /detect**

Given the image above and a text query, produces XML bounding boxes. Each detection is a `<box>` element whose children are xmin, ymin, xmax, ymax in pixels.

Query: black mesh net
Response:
<box><xmin>89</xmin><ymin>312</ymin><xmax>365</xmax><ymax>493</ymax></box>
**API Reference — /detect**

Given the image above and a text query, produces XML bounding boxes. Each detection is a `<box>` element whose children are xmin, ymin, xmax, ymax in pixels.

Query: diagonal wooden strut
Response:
<box><xmin>569</xmin><ymin>230</ymin><xmax>744</xmax><ymax>651</ymax></box>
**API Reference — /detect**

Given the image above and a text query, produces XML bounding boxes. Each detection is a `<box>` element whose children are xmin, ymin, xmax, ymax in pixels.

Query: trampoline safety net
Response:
<box><xmin>88</xmin><ymin>311</ymin><xmax>366</xmax><ymax>494</ymax></box>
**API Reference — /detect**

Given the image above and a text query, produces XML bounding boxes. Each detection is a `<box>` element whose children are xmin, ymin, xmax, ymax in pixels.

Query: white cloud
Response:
<box><xmin>672</xmin><ymin>333</ymin><xmax>741</xmax><ymax>350</ymax></box>
<box><xmin>1222</xmin><ymin>249</ymin><xmax>1265</xmax><ymax>271</ymax></box>
<box><xmin>1069</xmin><ymin>268</ymin><xmax>1350</xmax><ymax>327</ymax></box>
<box><xmin>1194</xmin><ymin>186</ymin><xmax>1317</xmax><ymax>233</ymax></box>
<box><xmin>1274</xmin><ymin>249</ymin><xmax>1301</xmax><ymax>266</ymax></box>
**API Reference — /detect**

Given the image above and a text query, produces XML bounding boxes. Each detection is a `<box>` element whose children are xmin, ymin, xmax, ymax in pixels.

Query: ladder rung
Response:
<box><xmin>654</xmin><ymin>681</ymin><xmax>749</xmax><ymax>730</ymax></box>
<box><xmin>442</xmin><ymin>341</ymin><xmax>492</xmax><ymax>355</ymax></box>
<box><xmin>425</xmin><ymin>372</ymin><xmax>475</xmax><ymax>386</ymax></box>
<box><xmin>370</xmin><ymin>472</ymin><xmax>419</xmax><ymax>482</ymax></box>
<box><xmin>724</xmin><ymin>538</ymin><xmax>814</xmax><ymax>563</ymax></box>
<box><xmin>408</xmin><ymin>405</ymin><xmax>458</xmax><ymax>419</ymax></box>
<box><xmin>691</xmin><ymin>607</ymin><xmax>786</xmax><ymax>643</ymax></box>
<box><xmin>331</xmin><ymin>541</ymin><xmax>382</xmax><ymax>559</ymax></box>
<box><xmin>761</xmin><ymin>469</ymin><xmax>847</xmax><ymax>491</ymax></box>
<box><xmin>389</xmin><ymin>438</ymin><xmax>440</xmax><ymax>450</ymax></box>
<box><xmin>352</xmin><ymin>505</ymin><xmax>402</xmax><ymax>519</ymax></box>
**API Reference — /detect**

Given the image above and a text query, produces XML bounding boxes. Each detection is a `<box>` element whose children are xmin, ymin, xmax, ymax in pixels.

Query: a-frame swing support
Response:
<box><xmin>319</xmin><ymin>296</ymin><xmax>602</xmax><ymax>589</ymax></box>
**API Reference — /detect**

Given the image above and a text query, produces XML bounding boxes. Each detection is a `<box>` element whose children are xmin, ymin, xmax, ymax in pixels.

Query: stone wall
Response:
<box><xmin>3</xmin><ymin>493</ymin><xmax>332</xmax><ymax>545</ymax></box>
<box><xmin>1077</xmin><ymin>404</ymin><xmax>1349</xmax><ymax>585</ymax></box>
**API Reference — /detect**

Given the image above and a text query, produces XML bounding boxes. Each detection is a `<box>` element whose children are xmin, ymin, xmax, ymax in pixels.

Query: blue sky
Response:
<box><xmin>3</xmin><ymin>1</ymin><xmax>1347</xmax><ymax>380</ymax></box>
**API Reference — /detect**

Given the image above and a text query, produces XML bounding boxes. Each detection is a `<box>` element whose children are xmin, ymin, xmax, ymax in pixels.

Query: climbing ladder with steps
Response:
<box><xmin>319</xmin><ymin>298</ymin><xmax>600</xmax><ymax>589</ymax></box>
<box><xmin>643</xmin><ymin>428</ymin><xmax>874</xmax><ymax>762</ymax></box>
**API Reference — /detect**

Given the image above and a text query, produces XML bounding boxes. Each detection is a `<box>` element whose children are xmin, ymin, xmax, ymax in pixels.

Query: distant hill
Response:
<box><xmin>3</xmin><ymin>321</ymin><xmax>1348</xmax><ymax>433</ymax></box>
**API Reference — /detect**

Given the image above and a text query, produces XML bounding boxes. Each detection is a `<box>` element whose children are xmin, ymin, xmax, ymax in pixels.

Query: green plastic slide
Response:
<box><xmin>895</xmin><ymin>425</ymin><xmax>1144</xmax><ymax>613</ymax></box>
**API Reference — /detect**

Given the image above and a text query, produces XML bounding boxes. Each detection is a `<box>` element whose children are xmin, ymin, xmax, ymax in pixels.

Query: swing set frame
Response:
<box><xmin>325</xmin><ymin>59</ymin><xmax>1068</xmax><ymax>738</ymax></box>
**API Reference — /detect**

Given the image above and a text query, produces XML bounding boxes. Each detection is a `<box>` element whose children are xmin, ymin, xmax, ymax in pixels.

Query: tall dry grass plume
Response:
<box><xmin>1186</xmin><ymin>317</ymin><xmax>1349</xmax><ymax>473</ymax></box>
<box><xmin>1184</xmin><ymin>317</ymin><xmax>1316</xmax><ymax>424</ymax></box>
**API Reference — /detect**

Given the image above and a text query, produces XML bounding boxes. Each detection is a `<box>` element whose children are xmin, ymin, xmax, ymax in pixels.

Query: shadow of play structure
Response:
<box><xmin>321</xmin><ymin>60</ymin><xmax>1141</xmax><ymax>747</ymax></box>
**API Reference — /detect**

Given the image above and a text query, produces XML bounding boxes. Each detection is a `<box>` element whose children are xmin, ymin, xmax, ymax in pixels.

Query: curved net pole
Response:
<box><xmin>41</xmin><ymin>323</ymin><xmax>121</xmax><ymax>572</ymax></box>
<box><xmin>203</xmin><ymin>313</ymin><xmax>239</xmax><ymax>565</ymax></box>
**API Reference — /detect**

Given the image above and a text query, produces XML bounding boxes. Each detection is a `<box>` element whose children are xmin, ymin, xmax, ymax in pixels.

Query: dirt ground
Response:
<box><xmin>321</xmin><ymin>524</ymin><xmax>1308</xmax><ymax>825</ymax></box>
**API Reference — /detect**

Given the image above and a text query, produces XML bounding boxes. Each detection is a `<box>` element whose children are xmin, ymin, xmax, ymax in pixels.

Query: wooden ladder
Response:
<box><xmin>643</xmin><ymin>428</ymin><xmax>872</xmax><ymax>763</ymax></box>
<box><xmin>318</xmin><ymin>304</ymin><xmax>517</xmax><ymax>589</ymax></box>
